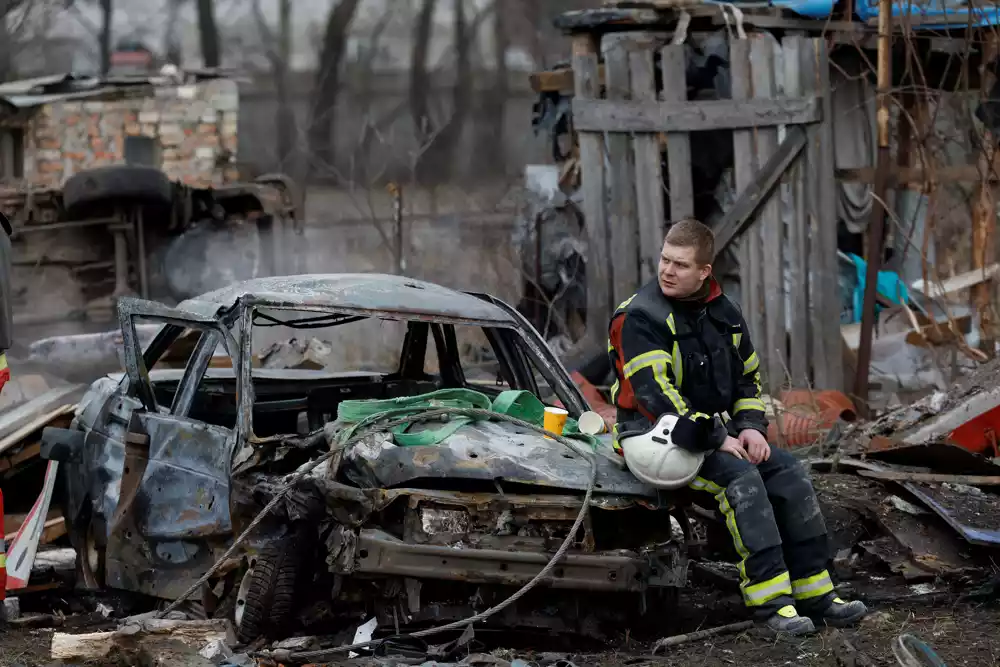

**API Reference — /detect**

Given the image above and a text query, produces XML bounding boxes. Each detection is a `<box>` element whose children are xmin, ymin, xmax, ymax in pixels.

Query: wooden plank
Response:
<box><xmin>603</xmin><ymin>34</ymin><xmax>640</xmax><ymax>306</ymax></box>
<box><xmin>0</xmin><ymin>441</ymin><xmax>41</xmax><ymax>477</ymax></box>
<box><xmin>571</xmin><ymin>96</ymin><xmax>822</xmax><ymax>133</ymax></box>
<box><xmin>712</xmin><ymin>128</ymin><xmax>806</xmax><ymax>255</ymax></box>
<box><xmin>910</xmin><ymin>263</ymin><xmax>1000</xmax><ymax>299</ymax></box>
<box><xmin>529</xmin><ymin>65</ymin><xmax>605</xmax><ymax>93</ymax></box>
<box><xmin>857</xmin><ymin>470</ymin><xmax>1000</xmax><ymax>485</ymax></box>
<box><xmin>814</xmin><ymin>39</ymin><xmax>842</xmax><ymax>390</ymax></box>
<box><xmin>838</xmin><ymin>162</ymin><xmax>1000</xmax><ymax>185</ymax></box>
<box><xmin>784</xmin><ymin>36</ymin><xmax>809</xmax><ymax>386</ymax></box>
<box><xmin>973</xmin><ymin>34</ymin><xmax>999</xmax><ymax>357</ymax></box>
<box><xmin>751</xmin><ymin>37</ymin><xmax>785</xmax><ymax>392</ymax></box>
<box><xmin>572</xmin><ymin>34</ymin><xmax>613</xmax><ymax>346</ymax></box>
<box><xmin>629</xmin><ymin>41</ymin><xmax>665</xmax><ymax>284</ymax></box>
<box><xmin>660</xmin><ymin>44</ymin><xmax>694</xmax><ymax>220</ymax></box>
<box><xmin>729</xmin><ymin>40</ymin><xmax>763</xmax><ymax>351</ymax></box>
<box><xmin>800</xmin><ymin>38</ymin><xmax>831</xmax><ymax>388</ymax></box>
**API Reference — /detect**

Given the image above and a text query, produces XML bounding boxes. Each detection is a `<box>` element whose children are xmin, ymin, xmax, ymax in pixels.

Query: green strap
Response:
<box><xmin>336</xmin><ymin>388</ymin><xmax>596</xmax><ymax>449</ymax></box>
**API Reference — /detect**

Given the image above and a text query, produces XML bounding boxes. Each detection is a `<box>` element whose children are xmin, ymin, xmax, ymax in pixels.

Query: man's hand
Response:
<box><xmin>739</xmin><ymin>429</ymin><xmax>771</xmax><ymax>465</ymax></box>
<box><xmin>719</xmin><ymin>436</ymin><xmax>748</xmax><ymax>460</ymax></box>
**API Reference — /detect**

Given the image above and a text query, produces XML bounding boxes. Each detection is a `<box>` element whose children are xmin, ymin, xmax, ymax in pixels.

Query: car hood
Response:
<box><xmin>340</xmin><ymin>420</ymin><xmax>655</xmax><ymax>498</ymax></box>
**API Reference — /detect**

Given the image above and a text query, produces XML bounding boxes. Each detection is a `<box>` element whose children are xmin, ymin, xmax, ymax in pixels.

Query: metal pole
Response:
<box><xmin>853</xmin><ymin>0</ymin><xmax>892</xmax><ymax>416</ymax></box>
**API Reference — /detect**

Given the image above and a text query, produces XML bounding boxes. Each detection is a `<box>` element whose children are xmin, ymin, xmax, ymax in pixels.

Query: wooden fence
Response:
<box><xmin>571</xmin><ymin>32</ymin><xmax>842</xmax><ymax>391</ymax></box>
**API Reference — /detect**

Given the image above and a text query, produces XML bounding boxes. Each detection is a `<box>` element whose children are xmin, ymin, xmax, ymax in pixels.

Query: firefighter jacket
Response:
<box><xmin>0</xmin><ymin>210</ymin><xmax>11</xmax><ymax>392</ymax></box>
<box><xmin>608</xmin><ymin>278</ymin><xmax>767</xmax><ymax>454</ymax></box>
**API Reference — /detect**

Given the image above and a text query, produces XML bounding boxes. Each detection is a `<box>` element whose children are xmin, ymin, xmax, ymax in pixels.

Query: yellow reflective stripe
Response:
<box><xmin>609</xmin><ymin>380</ymin><xmax>620</xmax><ymax>403</ymax></box>
<box><xmin>623</xmin><ymin>350</ymin><xmax>671</xmax><ymax>378</ymax></box>
<box><xmin>745</xmin><ymin>572</ymin><xmax>793</xmax><ymax>606</ymax></box>
<box><xmin>743</xmin><ymin>351</ymin><xmax>760</xmax><ymax>374</ymax></box>
<box><xmin>670</xmin><ymin>341</ymin><xmax>684</xmax><ymax>389</ymax></box>
<box><xmin>650</xmin><ymin>360</ymin><xmax>688</xmax><ymax>416</ymax></box>
<box><xmin>690</xmin><ymin>476</ymin><xmax>794</xmax><ymax>607</ymax></box>
<box><xmin>691</xmin><ymin>412</ymin><xmax>711</xmax><ymax>421</ymax></box>
<box><xmin>607</xmin><ymin>339</ymin><xmax>614</xmax><ymax>353</ymax></box>
<box><xmin>732</xmin><ymin>332</ymin><xmax>742</xmax><ymax>349</ymax></box>
<box><xmin>665</xmin><ymin>312</ymin><xmax>677</xmax><ymax>334</ymax></box>
<box><xmin>733</xmin><ymin>398</ymin><xmax>766</xmax><ymax>414</ymax></box>
<box><xmin>0</xmin><ymin>554</ymin><xmax>6</xmax><ymax>568</ymax></box>
<box><xmin>689</xmin><ymin>477</ymin><xmax>751</xmax><ymax>599</ymax></box>
<box><xmin>792</xmin><ymin>570</ymin><xmax>835</xmax><ymax>600</ymax></box>
<box><xmin>0</xmin><ymin>352</ymin><xmax>7</xmax><ymax>371</ymax></box>
<box><xmin>616</xmin><ymin>294</ymin><xmax>637</xmax><ymax>313</ymax></box>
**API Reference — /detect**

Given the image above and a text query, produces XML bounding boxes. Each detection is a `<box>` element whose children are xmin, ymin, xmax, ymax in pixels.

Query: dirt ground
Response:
<box><xmin>3</xmin><ymin>594</ymin><xmax>998</xmax><ymax>667</ymax></box>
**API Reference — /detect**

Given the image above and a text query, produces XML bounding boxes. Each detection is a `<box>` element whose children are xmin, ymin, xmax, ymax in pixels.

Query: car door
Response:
<box><xmin>103</xmin><ymin>297</ymin><xmax>245</xmax><ymax>600</ymax></box>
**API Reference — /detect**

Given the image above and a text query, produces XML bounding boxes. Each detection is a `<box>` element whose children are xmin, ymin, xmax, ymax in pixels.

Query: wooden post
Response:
<box><xmin>730</xmin><ymin>39</ymin><xmax>764</xmax><ymax>356</ymax></box>
<box><xmin>750</xmin><ymin>37</ymin><xmax>786</xmax><ymax>392</ymax></box>
<box><xmin>660</xmin><ymin>44</ymin><xmax>695</xmax><ymax>221</ymax></box>
<box><xmin>603</xmin><ymin>34</ymin><xmax>640</xmax><ymax>307</ymax></box>
<box><xmin>630</xmin><ymin>38</ymin><xmax>666</xmax><ymax>284</ymax></box>
<box><xmin>973</xmin><ymin>33</ymin><xmax>998</xmax><ymax>357</ymax></box>
<box><xmin>783</xmin><ymin>36</ymin><xmax>809</xmax><ymax>386</ymax></box>
<box><xmin>853</xmin><ymin>0</ymin><xmax>892</xmax><ymax>414</ymax></box>
<box><xmin>572</xmin><ymin>34</ymin><xmax>613</xmax><ymax>346</ymax></box>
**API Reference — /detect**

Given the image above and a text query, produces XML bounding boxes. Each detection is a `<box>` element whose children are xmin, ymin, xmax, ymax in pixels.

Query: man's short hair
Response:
<box><xmin>665</xmin><ymin>218</ymin><xmax>714</xmax><ymax>265</ymax></box>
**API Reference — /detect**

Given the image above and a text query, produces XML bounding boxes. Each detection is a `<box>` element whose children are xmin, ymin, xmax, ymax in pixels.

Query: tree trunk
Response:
<box><xmin>307</xmin><ymin>0</ymin><xmax>363</xmax><ymax>181</ymax></box>
<box><xmin>196</xmin><ymin>0</ymin><xmax>221</xmax><ymax>68</ymax></box>
<box><xmin>0</xmin><ymin>9</ymin><xmax>13</xmax><ymax>82</ymax></box>
<box><xmin>409</xmin><ymin>0</ymin><xmax>437</xmax><ymax>154</ymax></box>
<box><xmin>275</xmin><ymin>0</ymin><xmax>294</xmax><ymax>168</ymax></box>
<box><xmin>100</xmin><ymin>0</ymin><xmax>113</xmax><ymax>76</ymax></box>
<box><xmin>479</xmin><ymin>0</ymin><xmax>509</xmax><ymax>176</ymax></box>
<box><xmin>164</xmin><ymin>0</ymin><xmax>183</xmax><ymax>65</ymax></box>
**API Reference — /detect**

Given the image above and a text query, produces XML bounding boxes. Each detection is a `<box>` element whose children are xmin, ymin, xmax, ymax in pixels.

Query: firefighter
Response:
<box><xmin>608</xmin><ymin>219</ymin><xmax>867</xmax><ymax>636</ymax></box>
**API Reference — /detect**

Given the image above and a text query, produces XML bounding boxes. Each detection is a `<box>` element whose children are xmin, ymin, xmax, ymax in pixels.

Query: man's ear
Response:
<box><xmin>700</xmin><ymin>263</ymin><xmax>713</xmax><ymax>281</ymax></box>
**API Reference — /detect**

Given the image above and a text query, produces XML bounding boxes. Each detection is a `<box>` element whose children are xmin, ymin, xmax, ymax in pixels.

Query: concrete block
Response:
<box><xmin>2</xmin><ymin>597</ymin><xmax>21</xmax><ymax>621</ymax></box>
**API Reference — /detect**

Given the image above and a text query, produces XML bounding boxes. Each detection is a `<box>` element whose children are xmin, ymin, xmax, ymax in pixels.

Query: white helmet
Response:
<box><xmin>620</xmin><ymin>414</ymin><xmax>707</xmax><ymax>490</ymax></box>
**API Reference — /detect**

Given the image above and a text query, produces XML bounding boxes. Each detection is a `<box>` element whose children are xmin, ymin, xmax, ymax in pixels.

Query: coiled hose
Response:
<box><xmin>154</xmin><ymin>407</ymin><xmax>600</xmax><ymax>664</ymax></box>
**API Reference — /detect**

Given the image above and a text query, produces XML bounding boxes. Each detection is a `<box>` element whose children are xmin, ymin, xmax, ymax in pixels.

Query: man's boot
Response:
<box><xmin>764</xmin><ymin>605</ymin><xmax>816</xmax><ymax>636</ymax></box>
<box><xmin>805</xmin><ymin>596</ymin><xmax>868</xmax><ymax>628</ymax></box>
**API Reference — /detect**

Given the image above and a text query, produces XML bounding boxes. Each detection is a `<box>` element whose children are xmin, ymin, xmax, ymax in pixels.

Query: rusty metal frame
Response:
<box><xmin>350</xmin><ymin>529</ymin><xmax>684</xmax><ymax>593</ymax></box>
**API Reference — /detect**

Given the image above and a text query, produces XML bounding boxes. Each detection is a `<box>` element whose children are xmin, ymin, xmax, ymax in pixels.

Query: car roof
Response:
<box><xmin>176</xmin><ymin>273</ymin><xmax>515</xmax><ymax>324</ymax></box>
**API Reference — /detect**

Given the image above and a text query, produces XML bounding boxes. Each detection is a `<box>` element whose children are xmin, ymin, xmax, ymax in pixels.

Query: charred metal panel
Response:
<box><xmin>176</xmin><ymin>274</ymin><xmax>515</xmax><ymax>323</ymax></box>
<box><xmin>343</xmin><ymin>420</ymin><xmax>653</xmax><ymax>497</ymax></box>
<box><xmin>351</xmin><ymin>529</ymin><xmax>684</xmax><ymax>593</ymax></box>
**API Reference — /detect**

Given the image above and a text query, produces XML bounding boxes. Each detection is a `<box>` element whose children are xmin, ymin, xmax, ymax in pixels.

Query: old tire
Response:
<box><xmin>234</xmin><ymin>539</ymin><xmax>304</xmax><ymax>644</ymax></box>
<box><xmin>63</xmin><ymin>166</ymin><xmax>173</xmax><ymax>212</ymax></box>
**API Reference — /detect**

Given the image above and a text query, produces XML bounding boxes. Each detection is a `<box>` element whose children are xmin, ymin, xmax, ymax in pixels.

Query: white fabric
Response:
<box><xmin>620</xmin><ymin>414</ymin><xmax>707</xmax><ymax>490</ymax></box>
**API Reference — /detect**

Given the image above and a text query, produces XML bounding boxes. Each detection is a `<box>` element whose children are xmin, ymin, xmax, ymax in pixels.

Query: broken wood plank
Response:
<box><xmin>910</xmin><ymin>263</ymin><xmax>1000</xmax><ymax>299</ymax></box>
<box><xmin>51</xmin><ymin>619</ymin><xmax>233</xmax><ymax>661</ymax></box>
<box><xmin>729</xmin><ymin>39</ymin><xmax>762</xmax><ymax>355</ymax></box>
<box><xmin>784</xmin><ymin>36</ymin><xmax>809</xmax><ymax>386</ymax></box>
<box><xmin>660</xmin><ymin>44</ymin><xmax>694</xmax><ymax>220</ymax></box>
<box><xmin>572</xmin><ymin>34</ymin><xmax>613</xmax><ymax>345</ymax></box>
<box><xmin>858</xmin><ymin>470</ymin><xmax>1000</xmax><ymax>485</ymax></box>
<box><xmin>629</xmin><ymin>40</ymin><xmax>666</xmax><ymax>284</ymax></box>
<box><xmin>0</xmin><ymin>441</ymin><xmax>41</xmax><ymax>477</ymax></box>
<box><xmin>751</xmin><ymin>37</ymin><xmax>786</xmax><ymax>392</ymax></box>
<box><xmin>603</xmin><ymin>34</ymin><xmax>641</xmax><ymax>306</ymax></box>
<box><xmin>652</xmin><ymin>621</ymin><xmax>753</xmax><ymax>652</ymax></box>
<box><xmin>529</xmin><ymin>65</ymin><xmax>605</xmax><ymax>93</ymax></box>
<box><xmin>838</xmin><ymin>163</ymin><xmax>1000</xmax><ymax>185</ymax></box>
<box><xmin>712</xmin><ymin>127</ymin><xmax>807</xmax><ymax>255</ymax></box>
<box><xmin>571</xmin><ymin>96</ymin><xmax>822</xmax><ymax>133</ymax></box>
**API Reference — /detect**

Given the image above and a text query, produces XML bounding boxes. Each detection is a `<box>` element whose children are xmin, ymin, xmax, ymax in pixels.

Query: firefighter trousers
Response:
<box><xmin>689</xmin><ymin>447</ymin><xmax>834</xmax><ymax>617</ymax></box>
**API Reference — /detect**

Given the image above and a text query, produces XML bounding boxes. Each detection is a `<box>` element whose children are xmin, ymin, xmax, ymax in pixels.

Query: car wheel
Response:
<box><xmin>234</xmin><ymin>538</ymin><xmax>305</xmax><ymax>644</ymax></box>
<box><xmin>63</xmin><ymin>166</ymin><xmax>173</xmax><ymax>213</ymax></box>
<box><xmin>73</xmin><ymin>519</ymin><xmax>106</xmax><ymax>590</ymax></box>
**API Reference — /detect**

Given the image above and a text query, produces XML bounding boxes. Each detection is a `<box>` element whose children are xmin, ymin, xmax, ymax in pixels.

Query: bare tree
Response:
<box><xmin>308</xmin><ymin>0</ymin><xmax>363</xmax><ymax>180</ymax></box>
<box><xmin>253</xmin><ymin>0</ymin><xmax>295</xmax><ymax>168</ymax></box>
<box><xmin>477</xmin><ymin>0</ymin><xmax>510</xmax><ymax>175</ymax></box>
<box><xmin>411</xmin><ymin>0</ymin><xmax>480</xmax><ymax>184</ymax></box>
<box><xmin>163</xmin><ymin>0</ymin><xmax>184</xmax><ymax>65</ymax></box>
<box><xmin>99</xmin><ymin>0</ymin><xmax>113</xmax><ymax>75</ymax></box>
<box><xmin>196</xmin><ymin>0</ymin><xmax>221</xmax><ymax>68</ymax></box>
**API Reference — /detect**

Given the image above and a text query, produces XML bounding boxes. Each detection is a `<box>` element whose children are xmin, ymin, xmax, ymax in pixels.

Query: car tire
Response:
<box><xmin>234</xmin><ymin>537</ymin><xmax>305</xmax><ymax>644</ymax></box>
<box><xmin>63</xmin><ymin>166</ymin><xmax>173</xmax><ymax>212</ymax></box>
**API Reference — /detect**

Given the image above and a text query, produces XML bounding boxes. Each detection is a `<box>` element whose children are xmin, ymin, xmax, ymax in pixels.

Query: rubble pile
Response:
<box><xmin>5</xmin><ymin>351</ymin><xmax>1000</xmax><ymax>666</ymax></box>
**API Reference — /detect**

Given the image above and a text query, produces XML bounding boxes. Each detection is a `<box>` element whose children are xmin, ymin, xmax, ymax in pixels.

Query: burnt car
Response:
<box><xmin>42</xmin><ymin>274</ymin><xmax>686</xmax><ymax>642</ymax></box>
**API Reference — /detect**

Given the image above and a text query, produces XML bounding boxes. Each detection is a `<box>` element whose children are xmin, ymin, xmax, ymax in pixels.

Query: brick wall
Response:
<box><xmin>22</xmin><ymin>78</ymin><xmax>239</xmax><ymax>189</ymax></box>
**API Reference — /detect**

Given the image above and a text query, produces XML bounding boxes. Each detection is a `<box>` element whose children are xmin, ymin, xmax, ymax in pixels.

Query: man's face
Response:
<box><xmin>658</xmin><ymin>242</ymin><xmax>712</xmax><ymax>298</ymax></box>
